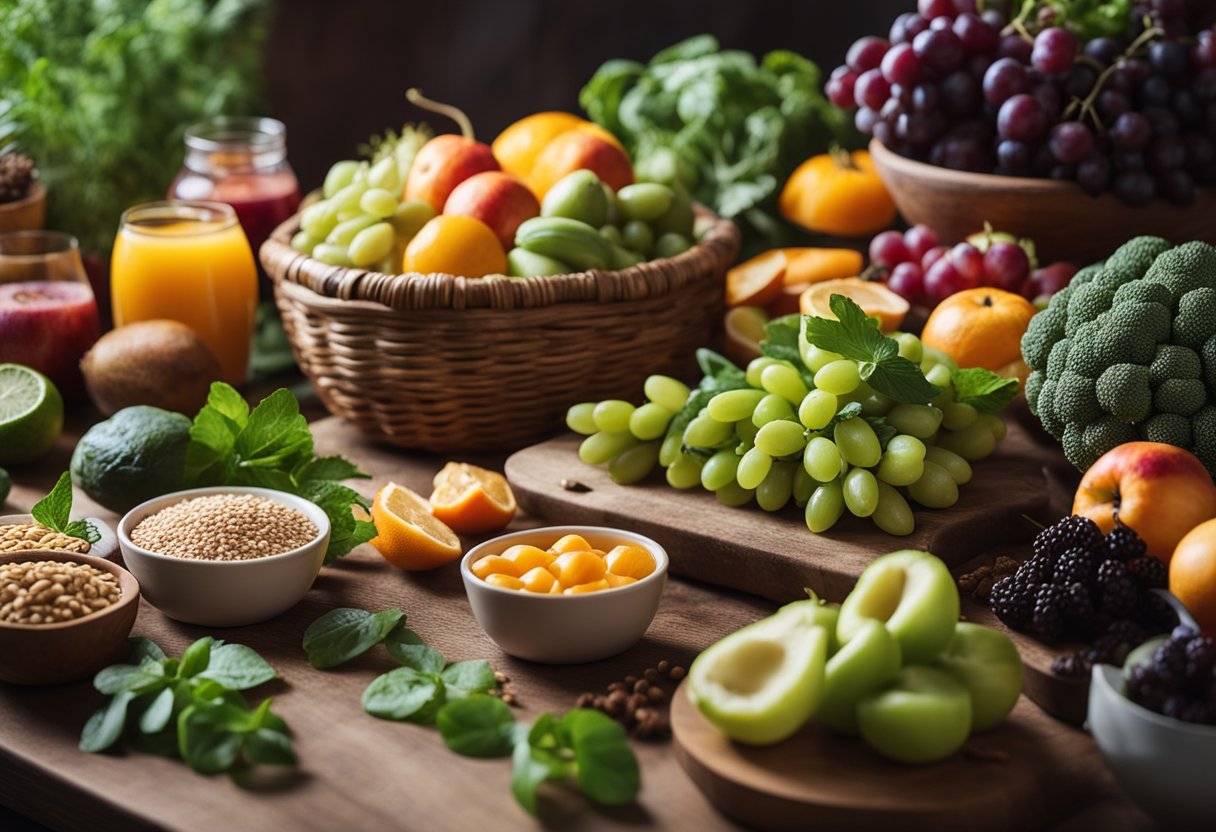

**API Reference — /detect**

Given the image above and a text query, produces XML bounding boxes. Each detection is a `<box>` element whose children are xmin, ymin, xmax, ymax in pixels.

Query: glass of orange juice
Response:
<box><xmin>111</xmin><ymin>201</ymin><xmax>257</xmax><ymax>385</ymax></box>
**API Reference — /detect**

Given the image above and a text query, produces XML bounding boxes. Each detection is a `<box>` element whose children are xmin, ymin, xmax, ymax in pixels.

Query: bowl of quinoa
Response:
<box><xmin>118</xmin><ymin>487</ymin><xmax>330</xmax><ymax>627</ymax></box>
<box><xmin>0</xmin><ymin>550</ymin><xmax>140</xmax><ymax>685</ymax></box>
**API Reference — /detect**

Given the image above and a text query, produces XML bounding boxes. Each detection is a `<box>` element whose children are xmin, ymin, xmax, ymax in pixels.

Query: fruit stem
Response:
<box><xmin>406</xmin><ymin>88</ymin><xmax>475</xmax><ymax>141</ymax></box>
<box><xmin>830</xmin><ymin>146</ymin><xmax>857</xmax><ymax>171</ymax></box>
<box><xmin>1021</xmin><ymin>513</ymin><xmax>1047</xmax><ymax>531</ymax></box>
<box><xmin>1065</xmin><ymin>22</ymin><xmax>1164</xmax><ymax>133</ymax></box>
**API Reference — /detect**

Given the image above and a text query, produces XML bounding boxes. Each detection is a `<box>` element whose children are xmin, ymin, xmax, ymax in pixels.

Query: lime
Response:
<box><xmin>71</xmin><ymin>405</ymin><xmax>191</xmax><ymax>513</ymax></box>
<box><xmin>0</xmin><ymin>364</ymin><xmax>64</xmax><ymax>465</ymax></box>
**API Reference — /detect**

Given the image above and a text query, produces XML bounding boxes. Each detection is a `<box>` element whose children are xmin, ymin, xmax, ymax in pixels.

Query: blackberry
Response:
<box><xmin>1136</xmin><ymin>591</ymin><xmax>1180</xmax><ymax>634</ymax></box>
<box><xmin>1104</xmin><ymin>618</ymin><xmax>1147</xmax><ymax>649</ymax></box>
<box><xmin>1016</xmin><ymin>552</ymin><xmax>1056</xmax><ymax>585</ymax></box>
<box><xmin>1153</xmin><ymin>637</ymin><xmax>1190</xmax><ymax>687</ymax></box>
<box><xmin>1061</xmin><ymin>582</ymin><xmax>1094</xmax><ymax>631</ymax></box>
<box><xmin>1104</xmin><ymin>523</ymin><xmax>1148</xmax><ymax>562</ymax></box>
<box><xmin>1162</xmin><ymin>696</ymin><xmax>1215</xmax><ymax>725</ymax></box>
<box><xmin>1184</xmin><ymin>634</ymin><xmax>1216</xmax><ymax>684</ymax></box>
<box><xmin>1097</xmin><ymin>561</ymin><xmax>1138</xmax><ymax>618</ymax></box>
<box><xmin>1034</xmin><ymin>515</ymin><xmax>1103</xmax><ymax>561</ymax></box>
<box><xmin>1126</xmin><ymin>664</ymin><xmax>1168</xmax><ymax>712</ymax></box>
<box><xmin>1052</xmin><ymin>546</ymin><xmax>1097</xmax><ymax>586</ymax></box>
<box><xmin>1032</xmin><ymin>584</ymin><xmax>1068</xmax><ymax>642</ymax></box>
<box><xmin>1051</xmin><ymin>653</ymin><xmax>1091</xmax><ymax>678</ymax></box>
<box><xmin>989</xmin><ymin>575</ymin><xmax>1033</xmax><ymax>630</ymax></box>
<box><xmin>1126</xmin><ymin>556</ymin><xmax>1167</xmax><ymax>589</ymax></box>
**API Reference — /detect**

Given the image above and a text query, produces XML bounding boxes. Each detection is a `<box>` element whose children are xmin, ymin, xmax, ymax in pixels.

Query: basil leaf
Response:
<box><xmin>129</xmin><ymin>637</ymin><xmax>166</xmax><ymax>664</ymax></box>
<box><xmin>437</xmin><ymin>697</ymin><xmax>517</xmax><ymax>759</ymax></box>
<box><xmin>389</xmin><ymin>644</ymin><xmax>446</xmax><ymax>676</ymax></box>
<box><xmin>30</xmin><ymin>471</ymin><xmax>72</xmax><ymax>535</ymax></box>
<box><xmin>199</xmin><ymin>643</ymin><xmax>277</xmax><ymax>690</ymax></box>
<box><xmin>440</xmin><ymin>660</ymin><xmax>497</xmax><ymax>696</ymax></box>
<box><xmin>952</xmin><ymin>367</ymin><xmax>1020</xmax><ymax>413</ymax></box>
<box><xmin>563</xmin><ymin>709</ymin><xmax>640</xmax><ymax>807</ymax></box>
<box><xmin>138</xmin><ymin>687</ymin><xmax>176</xmax><ymax>734</ymax></box>
<box><xmin>511</xmin><ymin>739</ymin><xmax>554</xmax><ymax>815</ymax></box>
<box><xmin>303</xmin><ymin>608</ymin><xmax>404</xmax><ymax>669</ymax></box>
<box><xmin>94</xmin><ymin>661</ymin><xmax>165</xmax><ymax>695</ymax></box>
<box><xmin>178</xmin><ymin>706</ymin><xmax>244</xmax><ymax>775</ymax></box>
<box><xmin>205</xmin><ymin>381</ymin><xmax>252</xmax><ymax>429</ymax></box>
<box><xmin>79</xmin><ymin>690</ymin><xmax>135</xmax><ymax>753</ymax></box>
<box><xmin>234</xmin><ymin>388</ymin><xmax>313</xmax><ymax>470</ymax></box>
<box><xmin>863</xmin><ymin>356</ymin><xmax>940</xmax><ymax>405</ymax></box>
<box><xmin>177</xmin><ymin>637</ymin><xmax>213</xmax><ymax>678</ymax></box>
<box><xmin>242</xmin><ymin>728</ymin><xmax>297</xmax><ymax>766</ymax></box>
<box><xmin>295</xmin><ymin>456</ymin><xmax>369</xmax><ymax>484</ymax></box>
<box><xmin>298</xmin><ymin>480</ymin><xmax>377</xmax><ymax>565</ymax></box>
<box><xmin>361</xmin><ymin>668</ymin><xmax>441</xmax><ymax>721</ymax></box>
<box><xmin>183</xmin><ymin>700</ymin><xmax>260</xmax><ymax>734</ymax></box>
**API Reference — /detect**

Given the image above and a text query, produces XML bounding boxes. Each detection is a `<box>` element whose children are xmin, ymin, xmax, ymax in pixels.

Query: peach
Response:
<box><xmin>404</xmin><ymin>135</ymin><xmax>499</xmax><ymax>213</ymax></box>
<box><xmin>1073</xmin><ymin>441</ymin><xmax>1216</xmax><ymax>563</ymax></box>
<box><xmin>527</xmin><ymin>130</ymin><xmax>633</xmax><ymax>200</ymax></box>
<box><xmin>443</xmin><ymin>171</ymin><xmax>539</xmax><ymax>249</ymax></box>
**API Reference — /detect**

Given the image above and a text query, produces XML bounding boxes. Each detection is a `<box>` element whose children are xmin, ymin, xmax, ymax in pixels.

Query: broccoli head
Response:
<box><xmin>1174</xmin><ymin>288</ymin><xmax>1216</xmax><ymax>349</ymax></box>
<box><xmin>1150</xmin><ymin>344</ymin><xmax>1201</xmax><ymax>384</ymax></box>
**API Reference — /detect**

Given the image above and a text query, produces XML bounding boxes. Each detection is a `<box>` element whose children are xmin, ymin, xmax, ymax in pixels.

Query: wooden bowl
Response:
<box><xmin>0</xmin><ymin>550</ymin><xmax>140</xmax><ymax>685</ymax></box>
<box><xmin>0</xmin><ymin>181</ymin><xmax>46</xmax><ymax>234</ymax></box>
<box><xmin>869</xmin><ymin>139</ymin><xmax>1216</xmax><ymax>265</ymax></box>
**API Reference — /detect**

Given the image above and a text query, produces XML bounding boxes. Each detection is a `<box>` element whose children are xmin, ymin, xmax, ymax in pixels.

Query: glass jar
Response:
<box><xmin>168</xmin><ymin>117</ymin><xmax>301</xmax><ymax>269</ymax></box>
<box><xmin>0</xmin><ymin>231</ymin><xmax>100</xmax><ymax>398</ymax></box>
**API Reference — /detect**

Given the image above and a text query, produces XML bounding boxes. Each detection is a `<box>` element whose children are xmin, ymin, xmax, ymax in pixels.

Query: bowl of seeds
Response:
<box><xmin>1</xmin><ymin>514</ymin><xmax>119</xmax><ymax>561</ymax></box>
<box><xmin>0</xmin><ymin>550</ymin><xmax>140</xmax><ymax>685</ymax></box>
<box><xmin>117</xmin><ymin>486</ymin><xmax>330</xmax><ymax>627</ymax></box>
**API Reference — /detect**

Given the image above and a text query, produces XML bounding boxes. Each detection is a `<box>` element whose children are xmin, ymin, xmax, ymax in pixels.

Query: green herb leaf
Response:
<box><xmin>138</xmin><ymin>688</ymin><xmax>175</xmax><ymax>735</ymax></box>
<box><xmin>30</xmin><ymin>471</ymin><xmax>97</xmax><ymax>543</ymax></box>
<box><xmin>864</xmin><ymin>417</ymin><xmax>897</xmax><ymax>451</ymax></box>
<box><xmin>389</xmin><ymin>644</ymin><xmax>446</xmax><ymax>676</ymax></box>
<box><xmin>807</xmin><ymin>402</ymin><xmax>863</xmax><ymax>439</ymax></box>
<box><xmin>79</xmin><ymin>690</ymin><xmax>135</xmax><ymax>753</ymax></box>
<box><xmin>177</xmin><ymin>705</ymin><xmax>245</xmax><ymax>775</ymax></box>
<box><xmin>437</xmin><ymin>696</ymin><xmax>517</xmax><ymax>759</ymax></box>
<box><xmin>199</xmin><ymin>643</ymin><xmax>277</xmax><ymax>690</ymax></box>
<box><xmin>242</xmin><ymin>727</ymin><xmax>297</xmax><ymax>766</ymax></box>
<box><xmin>295</xmin><ymin>456</ymin><xmax>369</xmax><ymax>484</ymax></box>
<box><xmin>440</xmin><ymin>660</ymin><xmax>497</xmax><ymax>697</ymax></box>
<box><xmin>129</xmin><ymin>637</ymin><xmax>166</xmax><ymax>664</ymax></box>
<box><xmin>864</xmin><ymin>355</ymin><xmax>941</xmax><ymax>404</ymax></box>
<box><xmin>303</xmin><ymin>608</ymin><xmax>404</xmax><ymax>669</ymax></box>
<box><xmin>667</xmin><ymin>349</ymin><xmax>750</xmax><ymax>448</ymax></box>
<box><xmin>178</xmin><ymin>638</ymin><xmax>213</xmax><ymax>678</ymax></box>
<box><xmin>298</xmin><ymin>480</ymin><xmax>376</xmax><ymax>564</ymax></box>
<box><xmin>233</xmin><ymin>389</ymin><xmax>314</xmax><ymax>473</ymax></box>
<box><xmin>760</xmin><ymin>316</ymin><xmax>817</xmax><ymax>388</ymax></box>
<box><xmin>951</xmin><ymin>367</ymin><xmax>1020</xmax><ymax>414</ymax></box>
<box><xmin>94</xmin><ymin>661</ymin><xmax>166</xmax><ymax>695</ymax></box>
<box><xmin>563</xmin><ymin>709</ymin><xmax>640</xmax><ymax>807</ymax></box>
<box><xmin>361</xmin><ymin>667</ymin><xmax>442</xmax><ymax>721</ymax></box>
<box><xmin>511</xmin><ymin>739</ymin><xmax>556</xmax><ymax>815</ymax></box>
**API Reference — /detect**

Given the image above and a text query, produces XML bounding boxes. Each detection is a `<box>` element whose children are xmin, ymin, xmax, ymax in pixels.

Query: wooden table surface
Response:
<box><xmin>0</xmin><ymin>413</ymin><xmax>1157</xmax><ymax>832</ymax></box>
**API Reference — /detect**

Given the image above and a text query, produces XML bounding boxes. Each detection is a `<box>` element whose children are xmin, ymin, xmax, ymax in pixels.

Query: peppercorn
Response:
<box><xmin>670</xmin><ymin>665</ymin><xmax>686</xmax><ymax>681</ymax></box>
<box><xmin>633</xmin><ymin>679</ymin><xmax>650</xmax><ymax>694</ymax></box>
<box><xmin>657</xmin><ymin>660</ymin><xmax>670</xmax><ymax>673</ymax></box>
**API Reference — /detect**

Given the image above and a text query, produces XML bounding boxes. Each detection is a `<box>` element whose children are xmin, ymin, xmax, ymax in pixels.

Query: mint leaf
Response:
<box><xmin>563</xmin><ymin>709</ymin><xmax>640</xmax><ymax>807</ymax></box>
<box><xmin>242</xmin><ymin>727</ymin><xmax>297</xmax><ymax>766</ymax></box>
<box><xmin>298</xmin><ymin>480</ymin><xmax>376</xmax><ymax>564</ymax></box>
<box><xmin>807</xmin><ymin>402</ymin><xmax>862</xmax><ymax>439</ymax></box>
<box><xmin>303</xmin><ymin>608</ymin><xmax>404</xmax><ymax>669</ymax></box>
<box><xmin>295</xmin><ymin>456</ymin><xmax>369</xmax><ymax>484</ymax></box>
<box><xmin>129</xmin><ymin>637</ymin><xmax>166</xmax><ymax>664</ymax></box>
<box><xmin>952</xmin><ymin>368</ymin><xmax>1020</xmax><ymax>413</ymax></box>
<box><xmin>184</xmin><ymin>383</ymin><xmax>248</xmax><ymax>486</ymax></box>
<box><xmin>205</xmin><ymin>382</ymin><xmax>251</xmax><ymax>429</ymax></box>
<box><xmin>865</xmin><ymin>417</ymin><xmax>897</xmax><ymax>450</ymax></box>
<box><xmin>199</xmin><ymin>643</ymin><xmax>277</xmax><ymax>690</ymax></box>
<box><xmin>64</xmin><ymin>519</ymin><xmax>100</xmax><ymax>545</ymax></box>
<box><xmin>79</xmin><ymin>690</ymin><xmax>135</xmax><ymax>753</ymax></box>
<box><xmin>512</xmin><ymin>739</ymin><xmax>556</xmax><ymax>815</ymax></box>
<box><xmin>389</xmin><ymin>643</ymin><xmax>445</xmax><ymax>676</ymax></box>
<box><xmin>31</xmin><ymin>471</ymin><xmax>97</xmax><ymax>544</ymax></box>
<box><xmin>760</xmin><ymin>316</ymin><xmax>816</xmax><ymax>388</ymax></box>
<box><xmin>864</xmin><ymin>356</ymin><xmax>940</xmax><ymax>404</ymax></box>
<box><xmin>362</xmin><ymin>668</ymin><xmax>442</xmax><ymax>721</ymax></box>
<box><xmin>178</xmin><ymin>638</ymin><xmax>213</xmax><ymax>678</ymax></box>
<box><xmin>437</xmin><ymin>696</ymin><xmax>517</xmax><ymax>759</ymax></box>
<box><xmin>94</xmin><ymin>662</ymin><xmax>166</xmax><ymax>695</ymax></box>
<box><xmin>441</xmin><ymin>660</ymin><xmax>497</xmax><ymax>696</ymax></box>
<box><xmin>177</xmin><ymin>704</ymin><xmax>246</xmax><ymax>775</ymax></box>
<box><xmin>666</xmin><ymin>350</ymin><xmax>750</xmax><ymax>449</ymax></box>
<box><xmin>138</xmin><ymin>688</ymin><xmax>176</xmax><ymax>734</ymax></box>
<box><xmin>234</xmin><ymin>388</ymin><xmax>313</xmax><ymax>470</ymax></box>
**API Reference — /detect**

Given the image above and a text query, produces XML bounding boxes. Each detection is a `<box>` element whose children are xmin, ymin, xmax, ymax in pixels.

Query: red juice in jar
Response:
<box><xmin>0</xmin><ymin>281</ymin><xmax>100</xmax><ymax>395</ymax></box>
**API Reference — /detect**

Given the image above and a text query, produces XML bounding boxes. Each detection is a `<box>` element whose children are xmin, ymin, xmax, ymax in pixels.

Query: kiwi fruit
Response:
<box><xmin>81</xmin><ymin>320</ymin><xmax>221</xmax><ymax>416</ymax></box>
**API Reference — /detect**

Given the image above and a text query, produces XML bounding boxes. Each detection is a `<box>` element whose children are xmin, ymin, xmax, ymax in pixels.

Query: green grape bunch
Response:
<box><xmin>566</xmin><ymin>296</ymin><xmax>1019</xmax><ymax>537</ymax></box>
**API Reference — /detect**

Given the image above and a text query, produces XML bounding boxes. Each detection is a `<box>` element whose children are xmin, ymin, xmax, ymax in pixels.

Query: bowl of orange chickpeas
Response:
<box><xmin>460</xmin><ymin>526</ymin><xmax>668</xmax><ymax>664</ymax></box>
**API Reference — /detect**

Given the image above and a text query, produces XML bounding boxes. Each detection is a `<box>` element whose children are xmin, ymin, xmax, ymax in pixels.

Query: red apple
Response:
<box><xmin>0</xmin><ymin>281</ymin><xmax>99</xmax><ymax>398</ymax></box>
<box><xmin>443</xmin><ymin>171</ymin><xmax>539</xmax><ymax>249</ymax></box>
<box><xmin>405</xmin><ymin>135</ymin><xmax>499</xmax><ymax>213</ymax></box>
<box><xmin>1073</xmin><ymin>441</ymin><xmax>1216</xmax><ymax>563</ymax></box>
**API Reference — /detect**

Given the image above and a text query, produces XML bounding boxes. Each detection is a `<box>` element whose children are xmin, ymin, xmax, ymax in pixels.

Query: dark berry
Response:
<box><xmin>989</xmin><ymin>575</ymin><xmax>1033</xmax><ymax>630</ymax></box>
<box><xmin>1017</xmin><ymin>551</ymin><xmax>1056</xmax><ymax>585</ymax></box>
<box><xmin>1034</xmin><ymin>515</ymin><xmax>1103</xmax><ymax>561</ymax></box>
<box><xmin>1104</xmin><ymin>523</ymin><xmax>1148</xmax><ymax>562</ymax></box>
<box><xmin>1184</xmin><ymin>635</ymin><xmax>1216</xmax><ymax>684</ymax></box>
<box><xmin>1096</xmin><ymin>561</ymin><xmax>1138</xmax><ymax>618</ymax></box>
<box><xmin>1137</xmin><ymin>591</ymin><xmax>1180</xmax><ymax>634</ymax></box>
<box><xmin>1153</xmin><ymin>638</ymin><xmax>1189</xmax><ymax>687</ymax></box>
<box><xmin>1061</xmin><ymin>582</ymin><xmax>1094</xmax><ymax>631</ymax></box>
<box><xmin>1126</xmin><ymin>664</ymin><xmax>1168</xmax><ymax>712</ymax></box>
<box><xmin>1104</xmin><ymin>618</ymin><xmax>1147</xmax><ymax>649</ymax></box>
<box><xmin>1033</xmin><ymin>584</ymin><xmax>1068</xmax><ymax>641</ymax></box>
<box><xmin>1051</xmin><ymin>653</ymin><xmax>1091</xmax><ymax>678</ymax></box>
<box><xmin>1127</xmin><ymin>556</ymin><xmax>1167</xmax><ymax>589</ymax></box>
<box><xmin>1053</xmin><ymin>546</ymin><xmax>1097</xmax><ymax>586</ymax></box>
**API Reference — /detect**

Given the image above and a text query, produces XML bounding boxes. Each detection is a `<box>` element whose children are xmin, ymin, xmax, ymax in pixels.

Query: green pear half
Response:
<box><xmin>837</xmin><ymin>549</ymin><xmax>960</xmax><ymax>664</ymax></box>
<box><xmin>818</xmin><ymin>617</ymin><xmax>902</xmax><ymax>735</ymax></box>
<box><xmin>933</xmin><ymin>621</ymin><xmax>1024</xmax><ymax>732</ymax></box>
<box><xmin>688</xmin><ymin>600</ymin><xmax>830</xmax><ymax>745</ymax></box>
<box><xmin>857</xmin><ymin>665</ymin><xmax>972</xmax><ymax>764</ymax></box>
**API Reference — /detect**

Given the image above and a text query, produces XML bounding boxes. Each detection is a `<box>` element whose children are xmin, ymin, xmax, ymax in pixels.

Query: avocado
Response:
<box><xmin>71</xmin><ymin>406</ymin><xmax>192</xmax><ymax>513</ymax></box>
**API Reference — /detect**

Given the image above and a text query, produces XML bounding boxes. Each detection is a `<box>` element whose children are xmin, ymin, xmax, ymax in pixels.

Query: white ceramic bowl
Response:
<box><xmin>118</xmin><ymin>486</ymin><xmax>330</xmax><ymax>627</ymax></box>
<box><xmin>461</xmin><ymin>525</ymin><xmax>668</xmax><ymax>664</ymax></box>
<box><xmin>1088</xmin><ymin>663</ymin><xmax>1216</xmax><ymax>828</ymax></box>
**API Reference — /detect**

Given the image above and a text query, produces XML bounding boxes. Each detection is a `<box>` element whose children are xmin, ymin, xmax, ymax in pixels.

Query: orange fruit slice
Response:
<box><xmin>1170</xmin><ymin>519</ymin><xmax>1216</xmax><ymax>634</ymax></box>
<box><xmin>723</xmin><ymin>305</ymin><xmax>767</xmax><ymax>366</ymax></box>
<box><xmin>369</xmin><ymin>482</ymin><xmax>463</xmax><ymax>570</ymax></box>
<box><xmin>429</xmin><ymin>462</ymin><xmax>517</xmax><ymax>534</ymax></box>
<box><xmin>726</xmin><ymin>250</ymin><xmax>787</xmax><ymax>308</ymax></box>
<box><xmin>778</xmin><ymin>248</ymin><xmax>864</xmax><ymax>287</ymax></box>
<box><xmin>920</xmin><ymin>287</ymin><xmax>1036</xmax><ymax>374</ymax></box>
<box><xmin>799</xmin><ymin>277</ymin><xmax>909</xmax><ymax>333</ymax></box>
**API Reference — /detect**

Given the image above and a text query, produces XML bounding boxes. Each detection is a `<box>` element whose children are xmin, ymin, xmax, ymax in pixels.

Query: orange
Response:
<box><xmin>403</xmin><ymin>215</ymin><xmax>506</xmax><ymax>278</ymax></box>
<box><xmin>723</xmin><ymin>305</ymin><xmax>767</xmax><ymax>367</ymax></box>
<box><xmin>726</xmin><ymin>250</ymin><xmax>787</xmax><ymax>308</ymax></box>
<box><xmin>369</xmin><ymin>482</ymin><xmax>463</xmax><ymax>570</ymax></box>
<box><xmin>779</xmin><ymin>150</ymin><xmax>896</xmax><ymax>237</ymax></box>
<box><xmin>920</xmin><ymin>288</ymin><xmax>1036</xmax><ymax>376</ymax></box>
<box><xmin>799</xmin><ymin>278</ymin><xmax>909</xmax><ymax>333</ymax></box>
<box><xmin>492</xmin><ymin>112</ymin><xmax>589</xmax><ymax>181</ymax></box>
<box><xmin>1170</xmin><ymin>518</ymin><xmax>1216</xmax><ymax>634</ymax></box>
<box><xmin>429</xmin><ymin>461</ymin><xmax>517</xmax><ymax>534</ymax></box>
<box><xmin>778</xmin><ymin>248</ymin><xmax>864</xmax><ymax>287</ymax></box>
<box><xmin>526</xmin><ymin>130</ymin><xmax>634</xmax><ymax>199</ymax></box>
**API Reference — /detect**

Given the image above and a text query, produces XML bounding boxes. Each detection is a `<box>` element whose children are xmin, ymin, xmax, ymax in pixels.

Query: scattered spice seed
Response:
<box><xmin>131</xmin><ymin>493</ymin><xmax>317</xmax><ymax>561</ymax></box>
<box><xmin>559</xmin><ymin>479</ymin><xmax>592</xmax><ymax>493</ymax></box>
<box><xmin>0</xmin><ymin>560</ymin><xmax>120</xmax><ymax>625</ymax></box>
<box><xmin>574</xmin><ymin>659</ymin><xmax>687</xmax><ymax>740</ymax></box>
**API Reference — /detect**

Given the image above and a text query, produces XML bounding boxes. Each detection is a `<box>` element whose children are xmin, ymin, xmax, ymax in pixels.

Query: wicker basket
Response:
<box><xmin>261</xmin><ymin>210</ymin><xmax>740</xmax><ymax>453</ymax></box>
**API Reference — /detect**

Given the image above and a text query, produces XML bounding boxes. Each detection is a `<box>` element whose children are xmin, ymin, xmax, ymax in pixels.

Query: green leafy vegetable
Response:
<box><xmin>30</xmin><ymin>471</ymin><xmax>99</xmax><ymax>544</ymax></box>
<box><xmin>0</xmin><ymin>0</ymin><xmax>269</xmax><ymax>254</ymax></box>
<box><xmin>361</xmin><ymin>667</ymin><xmax>442</xmax><ymax>721</ymax></box>
<box><xmin>436</xmin><ymin>696</ymin><xmax>519</xmax><ymax>758</ymax></box>
<box><xmin>80</xmin><ymin>636</ymin><xmax>292</xmax><ymax>776</ymax></box>
<box><xmin>802</xmin><ymin>296</ymin><xmax>940</xmax><ymax>404</ymax></box>
<box><xmin>951</xmin><ymin>368</ymin><xmax>1021</xmax><ymax>414</ymax></box>
<box><xmin>186</xmin><ymin>383</ymin><xmax>376</xmax><ymax>563</ymax></box>
<box><xmin>301</xmin><ymin>608</ymin><xmax>405</xmax><ymax>669</ymax></box>
<box><xmin>580</xmin><ymin>35</ymin><xmax>855</xmax><ymax>248</ymax></box>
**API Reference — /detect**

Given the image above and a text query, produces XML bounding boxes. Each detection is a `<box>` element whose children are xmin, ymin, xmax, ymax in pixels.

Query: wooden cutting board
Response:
<box><xmin>669</xmin><ymin>683</ymin><xmax>1110</xmax><ymax>832</ymax></box>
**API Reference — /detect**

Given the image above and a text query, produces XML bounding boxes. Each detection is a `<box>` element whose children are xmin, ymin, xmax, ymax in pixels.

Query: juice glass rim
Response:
<box><xmin>184</xmin><ymin>116</ymin><xmax>286</xmax><ymax>152</ymax></box>
<box><xmin>119</xmin><ymin>200</ymin><xmax>240</xmax><ymax>237</ymax></box>
<box><xmin>0</xmin><ymin>230</ymin><xmax>81</xmax><ymax>260</ymax></box>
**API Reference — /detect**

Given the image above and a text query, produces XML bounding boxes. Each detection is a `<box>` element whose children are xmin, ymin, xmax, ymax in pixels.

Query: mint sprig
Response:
<box><xmin>951</xmin><ymin>368</ymin><xmax>1020</xmax><ymax>413</ymax></box>
<box><xmin>802</xmin><ymin>295</ymin><xmax>940</xmax><ymax>404</ymax></box>
<box><xmin>32</xmin><ymin>471</ymin><xmax>99</xmax><ymax>545</ymax></box>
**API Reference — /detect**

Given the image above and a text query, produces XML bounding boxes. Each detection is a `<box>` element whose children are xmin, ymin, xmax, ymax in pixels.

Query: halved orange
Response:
<box><xmin>726</xmin><ymin>250</ymin><xmax>787</xmax><ymax>308</ymax></box>
<box><xmin>369</xmin><ymin>482</ymin><xmax>463</xmax><ymax>570</ymax></box>
<box><xmin>799</xmin><ymin>277</ymin><xmax>909</xmax><ymax>333</ymax></box>
<box><xmin>723</xmin><ymin>305</ymin><xmax>767</xmax><ymax>366</ymax></box>
<box><xmin>779</xmin><ymin>248</ymin><xmax>864</xmax><ymax>287</ymax></box>
<box><xmin>429</xmin><ymin>462</ymin><xmax>517</xmax><ymax>534</ymax></box>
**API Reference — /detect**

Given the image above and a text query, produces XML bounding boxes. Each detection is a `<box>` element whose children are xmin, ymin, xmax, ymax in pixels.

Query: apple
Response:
<box><xmin>817</xmin><ymin>618</ymin><xmax>901</xmax><ymax>734</ymax></box>
<box><xmin>837</xmin><ymin>549</ymin><xmax>960</xmax><ymax>664</ymax></box>
<box><xmin>687</xmin><ymin>599</ymin><xmax>830</xmax><ymax>745</ymax></box>
<box><xmin>443</xmin><ymin>171</ymin><xmax>540</xmax><ymax>250</ymax></box>
<box><xmin>1073</xmin><ymin>441</ymin><xmax>1216</xmax><ymax>563</ymax></box>
<box><xmin>405</xmin><ymin>134</ymin><xmax>500</xmax><ymax>213</ymax></box>
<box><xmin>526</xmin><ymin>129</ymin><xmax>634</xmax><ymax>200</ymax></box>
<box><xmin>856</xmin><ymin>666</ymin><xmax>973</xmax><ymax>764</ymax></box>
<box><xmin>933</xmin><ymin>622</ymin><xmax>1023</xmax><ymax>732</ymax></box>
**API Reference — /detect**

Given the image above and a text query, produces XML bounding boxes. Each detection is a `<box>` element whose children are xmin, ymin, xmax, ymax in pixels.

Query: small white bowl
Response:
<box><xmin>1088</xmin><ymin>663</ymin><xmax>1216</xmax><ymax>828</ymax></box>
<box><xmin>460</xmin><ymin>525</ymin><xmax>668</xmax><ymax>664</ymax></box>
<box><xmin>118</xmin><ymin>486</ymin><xmax>331</xmax><ymax>627</ymax></box>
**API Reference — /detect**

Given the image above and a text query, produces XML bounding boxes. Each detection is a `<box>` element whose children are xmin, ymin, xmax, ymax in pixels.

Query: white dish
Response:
<box><xmin>118</xmin><ymin>486</ymin><xmax>330</xmax><ymax>627</ymax></box>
